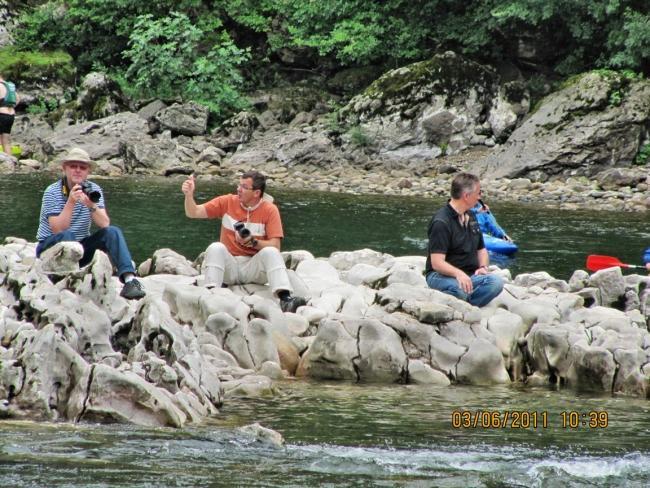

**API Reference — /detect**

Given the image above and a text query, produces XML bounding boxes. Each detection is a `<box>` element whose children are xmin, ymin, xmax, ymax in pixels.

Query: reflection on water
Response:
<box><xmin>2</xmin><ymin>174</ymin><xmax>648</xmax><ymax>280</ymax></box>
<box><xmin>1</xmin><ymin>382</ymin><xmax>649</xmax><ymax>487</ymax></box>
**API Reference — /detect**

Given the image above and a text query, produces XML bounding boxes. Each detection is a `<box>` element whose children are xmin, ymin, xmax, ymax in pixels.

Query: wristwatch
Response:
<box><xmin>251</xmin><ymin>239</ymin><xmax>259</xmax><ymax>248</ymax></box>
<box><xmin>89</xmin><ymin>205</ymin><xmax>98</xmax><ymax>213</ymax></box>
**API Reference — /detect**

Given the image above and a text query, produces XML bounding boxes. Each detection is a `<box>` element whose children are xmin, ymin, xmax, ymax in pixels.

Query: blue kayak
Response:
<box><xmin>483</xmin><ymin>234</ymin><xmax>518</xmax><ymax>256</ymax></box>
<box><xmin>643</xmin><ymin>247</ymin><xmax>650</xmax><ymax>264</ymax></box>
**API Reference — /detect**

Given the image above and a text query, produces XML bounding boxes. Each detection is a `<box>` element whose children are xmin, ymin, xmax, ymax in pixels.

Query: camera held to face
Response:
<box><xmin>80</xmin><ymin>181</ymin><xmax>101</xmax><ymax>203</ymax></box>
<box><xmin>233</xmin><ymin>221</ymin><xmax>251</xmax><ymax>239</ymax></box>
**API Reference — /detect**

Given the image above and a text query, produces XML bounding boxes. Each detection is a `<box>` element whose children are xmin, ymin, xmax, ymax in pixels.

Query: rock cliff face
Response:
<box><xmin>1</xmin><ymin>239</ymin><xmax>649</xmax><ymax>427</ymax></box>
<box><xmin>340</xmin><ymin>51</ymin><xmax>529</xmax><ymax>161</ymax></box>
<box><xmin>475</xmin><ymin>72</ymin><xmax>650</xmax><ymax>181</ymax></box>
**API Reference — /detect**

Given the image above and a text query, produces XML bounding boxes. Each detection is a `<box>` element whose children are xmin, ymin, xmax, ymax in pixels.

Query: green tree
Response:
<box><xmin>266</xmin><ymin>0</ymin><xmax>649</xmax><ymax>75</ymax></box>
<box><xmin>13</xmin><ymin>0</ymin><xmax>650</xmax><ymax>110</ymax></box>
<box><xmin>123</xmin><ymin>12</ymin><xmax>249</xmax><ymax>117</ymax></box>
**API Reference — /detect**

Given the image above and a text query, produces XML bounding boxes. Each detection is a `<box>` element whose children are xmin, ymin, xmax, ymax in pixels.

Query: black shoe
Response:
<box><xmin>280</xmin><ymin>295</ymin><xmax>307</xmax><ymax>313</ymax></box>
<box><xmin>120</xmin><ymin>279</ymin><xmax>146</xmax><ymax>300</ymax></box>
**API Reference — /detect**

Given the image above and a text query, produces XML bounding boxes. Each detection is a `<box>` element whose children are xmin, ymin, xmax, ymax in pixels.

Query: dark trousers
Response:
<box><xmin>36</xmin><ymin>226</ymin><xmax>136</xmax><ymax>281</ymax></box>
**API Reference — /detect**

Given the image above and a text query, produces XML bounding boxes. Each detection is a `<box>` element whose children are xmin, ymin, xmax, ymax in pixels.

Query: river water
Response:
<box><xmin>1</xmin><ymin>174</ymin><xmax>650</xmax><ymax>486</ymax></box>
<box><xmin>2</xmin><ymin>382</ymin><xmax>650</xmax><ymax>487</ymax></box>
<box><xmin>2</xmin><ymin>174</ymin><xmax>649</xmax><ymax>279</ymax></box>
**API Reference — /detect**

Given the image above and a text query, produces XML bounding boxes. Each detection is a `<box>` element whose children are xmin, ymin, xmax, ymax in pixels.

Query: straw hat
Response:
<box><xmin>60</xmin><ymin>147</ymin><xmax>94</xmax><ymax>168</ymax></box>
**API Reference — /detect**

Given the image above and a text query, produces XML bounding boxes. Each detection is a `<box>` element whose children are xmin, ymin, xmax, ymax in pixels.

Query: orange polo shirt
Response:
<box><xmin>203</xmin><ymin>194</ymin><xmax>284</xmax><ymax>256</ymax></box>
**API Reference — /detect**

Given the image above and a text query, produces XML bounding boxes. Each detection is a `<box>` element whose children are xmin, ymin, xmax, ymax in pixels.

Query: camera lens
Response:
<box><xmin>233</xmin><ymin>221</ymin><xmax>251</xmax><ymax>239</ymax></box>
<box><xmin>81</xmin><ymin>181</ymin><xmax>101</xmax><ymax>203</ymax></box>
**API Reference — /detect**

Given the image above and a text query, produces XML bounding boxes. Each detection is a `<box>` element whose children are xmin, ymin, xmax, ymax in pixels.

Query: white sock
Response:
<box><xmin>123</xmin><ymin>273</ymin><xmax>135</xmax><ymax>283</ymax></box>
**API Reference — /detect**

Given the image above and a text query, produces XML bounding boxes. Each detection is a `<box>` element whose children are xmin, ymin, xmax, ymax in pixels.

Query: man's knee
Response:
<box><xmin>59</xmin><ymin>230</ymin><xmax>76</xmax><ymax>241</ymax></box>
<box><xmin>469</xmin><ymin>274</ymin><xmax>504</xmax><ymax>307</ymax></box>
<box><xmin>96</xmin><ymin>225</ymin><xmax>125</xmax><ymax>240</ymax></box>
<box><xmin>206</xmin><ymin>241</ymin><xmax>227</xmax><ymax>255</ymax></box>
<box><xmin>485</xmin><ymin>274</ymin><xmax>504</xmax><ymax>294</ymax></box>
<box><xmin>257</xmin><ymin>246</ymin><xmax>287</xmax><ymax>268</ymax></box>
<box><xmin>204</xmin><ymin>242</ymin><xmax>229</xmax><ymax>265</ymax></box>
<box><xmin>426</xmin><ymin>272</ymin><xmax>468</xmax><ymax>301</ymax></box>
<box><xmin>257</xmin><ymin>246</ymin><xmax>282</xmax><ymax>259</ymax></box>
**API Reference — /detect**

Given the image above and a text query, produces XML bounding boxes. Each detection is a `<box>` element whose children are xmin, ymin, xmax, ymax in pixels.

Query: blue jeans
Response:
<box><xmin>36</xmin><ymin>226</ymin><xmax>136</xmax><ymax>281</ymax></box>
<box><xmin>426</xmin><ymin>271</ymin><xmax>503</xmax><ymax>307</ymax></box>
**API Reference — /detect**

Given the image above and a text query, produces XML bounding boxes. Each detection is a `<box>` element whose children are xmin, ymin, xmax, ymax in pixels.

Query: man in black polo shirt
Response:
<box><xmin>425</xmin><ymin>172</ymin><xmax>503</xmax><ymax>306</ymax></box>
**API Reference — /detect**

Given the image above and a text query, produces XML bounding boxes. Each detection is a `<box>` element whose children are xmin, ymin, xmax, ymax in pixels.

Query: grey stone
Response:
<box><xmin>477</xmin><ymin>72</ymin><xmax>650</xmax><ymax>180</ymax></box>
<box><xmin>157</xmin><ymin>102</ymin><xmax>209</xmax><ymax>136</ymax></box>
<box><xmin>456</xmin><ymin>338</ymin><xmax>510</xmax><ymax>385</ymax></box>
<box><xmin>408</xmin><ymin>360</ymin><xmax>451</xmax><ymax>385</ymax></box>
<box><xmin>39</xmin><ymin>241</ymin><xmax>83</xmax><ymax>274</ymax></box>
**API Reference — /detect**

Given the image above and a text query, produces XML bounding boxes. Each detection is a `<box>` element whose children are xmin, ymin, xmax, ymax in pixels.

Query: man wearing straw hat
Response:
<box><xmin>35</xmin><ymin>147</ymin><xmax>145</xmax><ymax>299</ymax></box>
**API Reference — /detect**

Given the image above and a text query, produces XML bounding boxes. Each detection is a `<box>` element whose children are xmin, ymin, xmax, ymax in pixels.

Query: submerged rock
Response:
<box><xmin>238</xmin><ymin>422</ymin><xmax>285</xmax><ymax>448</ymax></box>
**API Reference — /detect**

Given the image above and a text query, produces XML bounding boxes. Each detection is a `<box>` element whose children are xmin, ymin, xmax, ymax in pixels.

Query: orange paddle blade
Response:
<box><xmin>586</xmin><ymin>254</ymin><xmax>643</xmax><ymax>271</ymax></box>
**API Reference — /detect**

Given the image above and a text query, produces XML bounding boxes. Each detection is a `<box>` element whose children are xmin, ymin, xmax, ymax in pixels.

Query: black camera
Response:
<box><xmin>80</xmin><ymin>181</ymin><xmax>101</xmax><ymax>203</ymax></box>
<box><xmin>233</xmin><ymin>221</ymin><xmax>251</xmax><ymax>239</ymax></box>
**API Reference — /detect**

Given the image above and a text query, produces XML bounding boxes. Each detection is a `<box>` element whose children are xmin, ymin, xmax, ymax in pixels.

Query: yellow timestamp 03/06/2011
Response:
<box><xmin>451</xmin><ymin>410</ymin><xmax>550</xmax><ymax>429</ymax></box>
<box><xmin>450</xmin><ymin>410</ymin><xmax>610</xmax><ymax>429</ymax></box>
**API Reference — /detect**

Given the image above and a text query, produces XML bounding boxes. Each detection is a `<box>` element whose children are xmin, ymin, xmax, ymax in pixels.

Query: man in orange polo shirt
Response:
<box><xmin>182</xmin><ymin>170</ymin><xmax>307</xmax><ymax>313</ymax></box>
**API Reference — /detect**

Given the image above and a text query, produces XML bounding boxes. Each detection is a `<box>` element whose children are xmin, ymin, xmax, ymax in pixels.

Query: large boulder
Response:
<box><xmin>587</xmin><ymin>267</ymin><xmax>626</xmax><ymax>309</ymax></box>
<box><xmin>75</xmin><ymin>72</ymin><xmax>130</xmax><ymax>121</ymax></box>
<box><xmin>275</xmin><ymin>130</ymin><xmax>345</xmax><ymax>167</ymax></box>
<box><xmin>156</xmin><ymin>102</ymin><xmax>209</xmax><ymax>136</ymax></box>
<box><xmin>76</xmin><ymin>363</ymin><xmax>187</xmax><ymax>426</ymax></box>
<box><xmin>566</xmin><ymin>342</ymin><xmax>617</xmax><ymax>392</ymax></box>
<box><xmin>476</xmin><ymin>71</ymin><xmax>650</xmax><ymax>181</ymax></box>
<box><xmin>296</xmin><ymin>318</ymin><xmax>359</xmax><ymax>380</ymax></box>
<box><xmin>340</xmin><ymin>51</ymin><xmax>526</xmax><ymax>162</ymax></box>
<box><xmin>456</xmin><ymin>338</ymin><xmax>511</xmax><ymax>385</ymax></box>
<box><xmin>8</xmin><ymin>325</ymin><xmax>90</xmax><ymax>420</ymax></box>
<box><xmin>42</xmin><ymin>112</ymin><xmax>149</xmax><ymax>164</ymax></box>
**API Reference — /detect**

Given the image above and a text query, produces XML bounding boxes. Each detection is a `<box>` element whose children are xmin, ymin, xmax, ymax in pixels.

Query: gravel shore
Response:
<box><xmin>209</xmin><ymin>149</ymin><xmax>650</xmax><ymax>212</ymax></box>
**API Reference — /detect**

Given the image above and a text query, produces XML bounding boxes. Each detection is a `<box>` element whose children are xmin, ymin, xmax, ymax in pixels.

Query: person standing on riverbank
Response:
<box><xmin>181</xmin><ymin>170</ymin><xmax>307</xmax><ymax>313</ymax></box>
<box><xmin>0</xmin><ymin>75</ymin><xmax>19</xmax><ymax>155</ymax></box>
<box><xmin>35</xmin><ymin>147</ymin><xmax>145</xmax><ymax>299</ymax></box>
<box><xmin>425</xmin><ymin>172</ymin><xmax>503</xmax><ymax>306</ymax></box>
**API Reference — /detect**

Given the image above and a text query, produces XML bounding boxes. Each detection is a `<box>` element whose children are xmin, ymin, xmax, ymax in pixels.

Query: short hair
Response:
<box><xmin>450</xmin><ymin>172</ymin><xmax>480</xmax><ymax>199</ymax></box>
<box><xmin>241</xmin><ymin>170</ymin><xmax>266</xmax><ymax>195</ymax></box>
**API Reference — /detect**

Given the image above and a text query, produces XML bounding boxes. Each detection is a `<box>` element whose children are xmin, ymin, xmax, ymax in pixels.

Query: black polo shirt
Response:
<box><xmin>425</xmin><ymin>202</ymin><xmax>485</xmax><ymax>275</ymax></box>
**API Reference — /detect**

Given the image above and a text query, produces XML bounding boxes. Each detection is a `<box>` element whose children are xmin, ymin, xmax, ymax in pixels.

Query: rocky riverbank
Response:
<box><xmin>1</xmin><ymin>238</ymin><xmax>649</xmax><ymax>427</ymax></box>
<box><xmin>4</xmin><ymin>146</ymin><xmax>649</xmax><ymax>213</ymax></box>
<box><xmin>208</xmin><ymin>147</ymin><xmax>650</xmax><ymax>212</ymax></box>
<box><xmin>1</xmin><ymin>53</ymin><xmax>648</xmax><ymax>213</ymax></box>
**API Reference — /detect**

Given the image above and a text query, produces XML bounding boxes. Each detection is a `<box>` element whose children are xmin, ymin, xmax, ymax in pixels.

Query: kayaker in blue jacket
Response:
<box><xmin>471</xmin><ymin>200</ymin><xmax>512</xmax><ymax>242</ymax></box>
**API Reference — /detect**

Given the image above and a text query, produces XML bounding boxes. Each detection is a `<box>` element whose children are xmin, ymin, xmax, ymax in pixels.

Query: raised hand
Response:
<box><xmin>182</xmin><ymin>174</ymin><xmax>195</xmax><ymax>195</ymax></box>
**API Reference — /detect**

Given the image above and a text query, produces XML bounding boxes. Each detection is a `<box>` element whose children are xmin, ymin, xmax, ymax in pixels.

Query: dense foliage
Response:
<box><xmin>0</xmin><ymin>47</ymin><xmax>74</xmax><ymax>82</ymax></box>
<box><xmin>122</xmin><ymin>12</ymin><xmax>249</xmax><ymax>117</ymax></box>
<box><xmin>12</xmin><ymin>0</ymin><xmax>650</xmax><ymax>117</ymax></box>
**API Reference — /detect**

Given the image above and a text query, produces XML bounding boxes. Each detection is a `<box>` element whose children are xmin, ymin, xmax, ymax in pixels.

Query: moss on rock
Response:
<box><xmin>0</xmin><ymin>48</ymin><xmax>75</xmax><ymax>84</ymax></box>
<box><xmin>361</xmin><ymin>51</ymin><xmax>497</xmax><ymax>111</ymax></box>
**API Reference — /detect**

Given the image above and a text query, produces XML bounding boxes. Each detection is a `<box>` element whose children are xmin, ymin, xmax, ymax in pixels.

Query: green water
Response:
<box><xmin>1</xmin><ymin>174</ymin><xmax>649</xmax><ymax>280</ymax></box>
<box><xmin>2</xmin><ymin>174</ymin><xmax>650</xmax><ymax>486</ymax></box>
<box><xmin>2</xmin><ymin>382</ymin><xmax>649</xmax><ymax>487</ymax></box>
